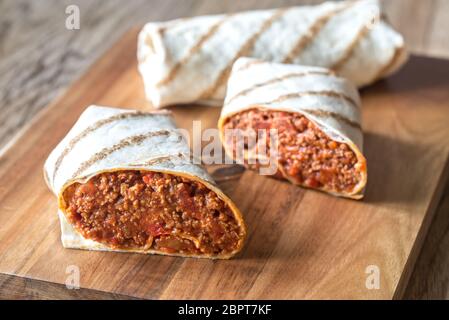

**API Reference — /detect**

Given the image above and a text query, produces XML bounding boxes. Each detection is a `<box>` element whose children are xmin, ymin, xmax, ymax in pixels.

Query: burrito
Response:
<box><xmin>218</xmin><ymin>58</ymin><xmax>367</xmax><ymax>199</ymax></box>
<box><xmin>138</xmin><ymin>0</ymin><xmax>407</xmax><ymax>108</ymax></box>
<box><xmin>44</xmin><ymin>105</ymin><xmax>246</xmax><ymax>259</ymax></box>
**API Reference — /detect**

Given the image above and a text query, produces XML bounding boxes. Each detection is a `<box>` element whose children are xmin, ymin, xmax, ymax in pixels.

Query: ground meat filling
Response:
<box><xmin>62</xmin><ymin>171</ymin><xmax>243</xmax><ymax>255</ymax></box>
<box><xmin>223</xmin><ymin>109</ymin><xmax>362</xmax><ymax>193</ymax></box>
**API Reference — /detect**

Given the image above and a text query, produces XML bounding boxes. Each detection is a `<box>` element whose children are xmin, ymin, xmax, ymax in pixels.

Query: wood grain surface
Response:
<box><xmin>1</xmin><ymin>0</ymin><xmax>449</xmax><ymax>299</ymax></box>
<box><xmin>1</xmin><ymin>27</ymin><xmax>449</xmax><ymax>300</ymax></box>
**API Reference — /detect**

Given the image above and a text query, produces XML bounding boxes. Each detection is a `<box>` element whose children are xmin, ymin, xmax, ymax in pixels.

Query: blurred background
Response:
<box><xmin>0</xmin><ymin>0</ymin><xmax>448</xmax><ymax>299</ymax></box>
<box><xmin>1</xmin><ymin>0</ymin><xmax>449</xmax><ymax>150</ymax></box>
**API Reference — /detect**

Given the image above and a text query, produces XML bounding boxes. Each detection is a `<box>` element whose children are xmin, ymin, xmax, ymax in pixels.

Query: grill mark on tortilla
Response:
<box><xmin>371</xmin><ymin>45</ymin><xmax>404</xmax><ymax>82</ymax></box>
<box><xmin>129</xmin><ymin>153</ymin><xmax>187</xmax><ymax>167</ymax></box>
<box><xmin>52</xmin><ymin>111</ymin><xmax>160</xmax><ymax>185</ymax></box>
<box><xmin>158</xmin><ymin>17</ymin><xmax>192</xmax><ymax>35</ymax></box>
<box><xmin>331</xmin><ymin>22</ymin><xmax>372</xmax><ymax>71</ymax></box>
<box><xmin>155</xmin><ymin>15</ymin><xmax>231</xmax><ymax>88</ymax></box>
<box><xmin>198</xmin><ymin>8</ymin><xmax>289</xmax><ymax>100</ymax></box>
<box><xmin>226</xmin><ymin>70</ymin><xmax>334</xmax><ymax>105</ymax></box>
<box><xmin>43</xmin><ymin>168</ymin><xmax>51</xmax><ymax>190</ymax></box>
<box><xmin>282</xmin><ymin>3</ymin><xmax>352</xmax><ymax>64</ymax></box>
<box><xmin>71</xmin><ymin>130</ymin><xmax>172</xmax><ymax>179</ymax></box>
<box><xmin>234</xmin><ymin>59</ymin><xmax>265</xmax><ymax>73</ymax></box>
<box><xmin>301</xmin><ymin>108</ymin><xmax>361</xmax><ymax>130</ymax></box>
<box><xmin>258</xmin><ymin>90</ymin><xmax>359</xmax><ymax>110</ymax></box>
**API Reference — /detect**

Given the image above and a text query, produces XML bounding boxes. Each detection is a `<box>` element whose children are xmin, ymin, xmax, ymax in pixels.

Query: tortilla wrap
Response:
<box><xmin>138</xmin><ymin>0</ymin><xmax>407</xmax><ymax>108</ymax></box>
<box><xmin>44</xmin><ymin>105</ymin><xmax>246</xmax><ymax>259</ymax></box>
<box><xmin>218</xmin><ymin>58</ymin><xmax>367</xmax><ymax>199</ymax></box>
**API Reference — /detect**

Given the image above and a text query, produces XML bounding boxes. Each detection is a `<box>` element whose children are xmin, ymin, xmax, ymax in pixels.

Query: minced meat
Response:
<box><xmin>62</xmin><ymin>171</ymin><xmax>243</xmax><ymax>255</ymax></box>
<box><xmin>222</xmin><ymin>108</ymin><xmax>362</xmax><ymax>193</ymax></box>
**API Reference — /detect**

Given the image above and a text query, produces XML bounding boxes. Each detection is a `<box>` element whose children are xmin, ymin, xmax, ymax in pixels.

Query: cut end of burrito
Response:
<box><xmin>221</xmin><ymin>108</ymin><xmax>367</xmax><ymax>199</ymax></box>
<box><xmin>45</xmin><ymin>105</ymin><xmax>246</xmax><ymax>259</ymax></box>
<box><xmin>59</xmin><ymin>170</ymin><xmax>245</xmax><ymax>259</ymax></box>
<box><xmin>219</xmin><ymin>57</ymin><xmax>367</xmax><ymax>199</ymax></box>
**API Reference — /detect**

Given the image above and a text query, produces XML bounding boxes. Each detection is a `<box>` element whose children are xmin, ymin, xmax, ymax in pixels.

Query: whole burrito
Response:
<box><xmin>218</xmin><ymin>57</ymin><xmax>367</xmax><ymax>199</ymax></box>
<box><xmin>138</xmin><ymin>0</ymin><xmax>407</xmax><ymax>108</ymax></box>
<box><xmin>44</xmin><ymin>105</ymin><xmax>246</xmax><ymax>259</ymax></box>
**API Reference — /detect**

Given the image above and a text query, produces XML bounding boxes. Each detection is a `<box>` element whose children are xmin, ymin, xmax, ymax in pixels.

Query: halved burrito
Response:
<box><xmin>44</xmin><ymin>105</ymin><xmax>246</xmax><ymax>259</ymax></box>
<box><xmin>138</xmin><ymin>0</ymin><xmax>407</xmax><ymax>108</ymax></box>
<box><xmin>218</xmin><ymin>58</ymin><xmax>367</xmax><ymax>199</ymax></box>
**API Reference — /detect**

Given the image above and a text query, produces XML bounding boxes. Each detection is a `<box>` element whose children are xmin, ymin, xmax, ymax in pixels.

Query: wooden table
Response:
<box><xmin>0</xmin><ymin>0</ymin><xmax>448</xmax><ymax>299</ymax></box>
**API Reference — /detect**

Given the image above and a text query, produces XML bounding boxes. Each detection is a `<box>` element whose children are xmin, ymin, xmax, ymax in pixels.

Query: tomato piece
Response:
<box><xmin>210</xmin><ymin>221</ymin><xmax>224</xmax><ymax>241</ymax></box>
<box><xmin>159</xmin><ymin>247</ymin><xmax>177</xmax><ymax>254</ymax></box>
<box><xmin>304</xmin><ymin>177</ymin><xmax>320</xmax><ymax>188</ymax></box>
<box><xmin>287</xmin><ymin>165</ymin><xmax>300</xmax><ymax>177</ymax></box>
<box><xmin>176</xmin><ymin>183</ymin><xmax>196</xmax><ymax>214</ymax></box>
<box><xmin>254</xmin><ymin>120</ymin><xmax>271</xmax><ymax>130</ymax></box>
<box><xmin>156</xmin><ymin>236</ymin><xmax>195</xmax><ymax>253</ymax></box>
<box><xmin>142</xmin><ymin>173</ymin><xmax>154</xmax><ymax>185</ymax></box>
<box><xmin>147</xmin><ymin>222</ymin><xmax>169</xmax><ymax>237</ymax></box>
<box><xmin>77</xmin><ymin>181</ymin><xmax>96</xmax><ymax>196</ymax></box>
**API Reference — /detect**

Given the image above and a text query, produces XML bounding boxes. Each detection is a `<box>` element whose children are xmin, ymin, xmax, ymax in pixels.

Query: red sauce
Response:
<box><xmin>62</xmin><ymin>171</ymin><xmax>244</xmax><ymax>255</ymax></box>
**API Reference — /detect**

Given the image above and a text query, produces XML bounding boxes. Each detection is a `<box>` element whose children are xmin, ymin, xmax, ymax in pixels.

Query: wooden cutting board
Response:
<box><xmin>1</xmin><ymin>28</ymin><xmax>449</xmax><ymax>300</ymax></box>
